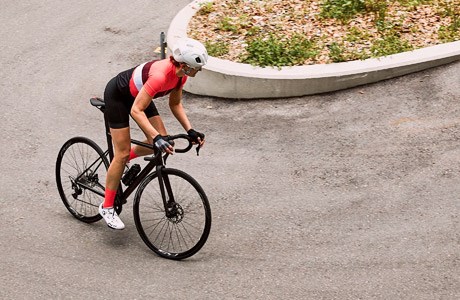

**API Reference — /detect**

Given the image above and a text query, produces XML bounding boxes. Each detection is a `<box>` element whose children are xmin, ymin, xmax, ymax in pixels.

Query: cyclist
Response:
<box><xmin>99</xmin><ymin>38</ymin><xmax>208</xmax><ymax>230</ymax></box>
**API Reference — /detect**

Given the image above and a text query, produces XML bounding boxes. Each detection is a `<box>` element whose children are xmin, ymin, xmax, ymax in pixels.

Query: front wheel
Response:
<box><xmin>133</xmin><ymin>168</ymin><xmax>211</xmax><ymax>260</ymax></box>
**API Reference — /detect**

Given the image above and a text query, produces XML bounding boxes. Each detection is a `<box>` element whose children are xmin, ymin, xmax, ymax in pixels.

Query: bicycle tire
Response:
<box><xmin>133</xmin><ymin>168</ymin><xmax>211</xmax><ymax>260</ymax></box>
<box><xmin>56</xmin><ymin>137</ymin><xmax>122</xmax><ymax>223</ymax></box>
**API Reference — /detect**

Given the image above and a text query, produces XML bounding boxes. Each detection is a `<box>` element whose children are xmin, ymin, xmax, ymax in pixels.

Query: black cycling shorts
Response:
<box><xmin>104</xmin><ymin>76</ymin><xmax>159</xmax><ymax>129</ymax></box>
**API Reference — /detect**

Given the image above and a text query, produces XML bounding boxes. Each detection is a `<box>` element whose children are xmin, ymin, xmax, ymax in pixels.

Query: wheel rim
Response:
<box><xmin>57</xmin><ymin>139</ymin><xmax>107</xmax><ymax>220</ymax></box>
<box><xmin>135</xmin><ymin>170</ymin><xmax>211</xmax><ymax>259</ymax></box>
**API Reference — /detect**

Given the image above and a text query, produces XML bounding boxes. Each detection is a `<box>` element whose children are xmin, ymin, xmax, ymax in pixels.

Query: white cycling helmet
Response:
<box><xmin>172</xmin><ymin>38</ymin><xmax>208</xmax><ymax>68</ymax></box>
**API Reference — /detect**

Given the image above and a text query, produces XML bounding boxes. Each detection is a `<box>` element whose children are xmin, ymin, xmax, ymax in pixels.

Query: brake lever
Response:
<box><xmin>196</xmin><ymin>144</ymin><xmax>201</xmax><ymax>156</ymax></box>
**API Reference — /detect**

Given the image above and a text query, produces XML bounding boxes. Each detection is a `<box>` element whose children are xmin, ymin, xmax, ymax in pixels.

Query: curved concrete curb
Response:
<box><xmin>168</xmin><ymin>0</ymin><xmax>460</xmax><ymax>99</ymax></box>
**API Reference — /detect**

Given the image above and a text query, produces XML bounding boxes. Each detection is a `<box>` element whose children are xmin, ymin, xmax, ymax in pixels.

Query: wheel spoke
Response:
<box><xmin>56</xmin><ymin>137</ymin><xmax>111</xmax><ymax>223</ymax></box>
<box><xmin>134</xmin><ymin>169</ymin><xmax>211</xmax><ymax>259</ymax></box>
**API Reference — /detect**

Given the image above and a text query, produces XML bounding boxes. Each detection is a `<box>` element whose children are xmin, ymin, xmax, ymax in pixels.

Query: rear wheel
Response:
<box><xmin>56</xmin><ymin>137</ymin><xmax>122</xmax><ymax>223</ymax></box>
<box><xmin>133</xmin><ymin>168</ymin><xmax>211</xmax><ymax>260</ymax></box>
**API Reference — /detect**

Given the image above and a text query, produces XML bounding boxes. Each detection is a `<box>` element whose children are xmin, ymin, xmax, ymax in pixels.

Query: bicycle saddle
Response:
<box><xmin>90</xmin><ymin>97</ymin><xmax>105</xmax><ymax>108</ymax></box>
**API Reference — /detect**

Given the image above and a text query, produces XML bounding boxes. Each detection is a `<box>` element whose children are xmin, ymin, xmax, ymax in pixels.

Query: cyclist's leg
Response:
<box><xmin>105</xmin><ymin>127</ymin><xmax>131</xmax><ymax>200</ymax></box>
<box><xmin>102</xmin><ymin>77</ymin><xmax>131</xmax><ymax>209</ymax></box>
<box><xmin>99</xmin><ymin>127</ymin><xmax>130</xmax><ymax>229</ymax></box>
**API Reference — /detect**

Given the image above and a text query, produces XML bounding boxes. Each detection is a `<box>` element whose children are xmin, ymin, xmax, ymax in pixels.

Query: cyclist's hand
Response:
<box><xmin>162</xmin><ymin>135</ymin><xmax>175</xmax><ymax>147</ymax></box>
<box><xmin>153</xmin><ymin>135</ymin><xmax>174</xmax><ymax>154</ymax></box>
<box><xmin>187</xmin><ymin>129</ymin><xmax>205</xmax><ymax>146</ymax></box>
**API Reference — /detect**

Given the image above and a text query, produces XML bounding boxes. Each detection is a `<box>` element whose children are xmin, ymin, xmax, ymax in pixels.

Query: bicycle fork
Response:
<box><xmin>156</xmin><ymin>165</ymin><xmax>179</xmax><ymax>219</ymax></box>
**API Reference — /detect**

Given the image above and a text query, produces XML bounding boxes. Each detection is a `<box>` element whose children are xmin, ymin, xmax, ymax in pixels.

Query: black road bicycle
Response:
<box><xmin>55</xmin><ymin>97</ymin><xmax>211</xmax><ymax>260</ymax></box>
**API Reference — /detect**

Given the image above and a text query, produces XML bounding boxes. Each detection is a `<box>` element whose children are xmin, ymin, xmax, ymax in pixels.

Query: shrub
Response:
<box><xmin>241</xmin><ymin>34</ymin><xmax>319</xmax><ymax>67</ymax></box>
<box><xmin>217</xmin><ymin>17</ymin><xmax>238</xmax><ymax>33</ymax></box>
<box><xmin>205</xmin><ymin>41</ymin><xmax>230</xmax><ymax>57</ymax></box>
<box><xmin>438</xmin><ymin>0</ymin><xmax>460</xmax><ymax>42</ymax></box>
<box><xmin>370</xmin><ymin>32</ymin><xmax>414</xmax><ymax>56</ymax></box>
<box><xmin>320</xmin><ymin>0</ymin><xmax>366</xmax><ymax>20</ymax></box>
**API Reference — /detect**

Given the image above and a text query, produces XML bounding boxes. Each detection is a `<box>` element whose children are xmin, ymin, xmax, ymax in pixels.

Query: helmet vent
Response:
<box><xmin>195</xmin><ymin>57</ymin><xmax>202</xmax><ymax>63</ymax></box>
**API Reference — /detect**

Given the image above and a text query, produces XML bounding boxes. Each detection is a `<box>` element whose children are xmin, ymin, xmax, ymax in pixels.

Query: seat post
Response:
<box><xmin>104</xmin><ymin>114</ymin><xmax>114</xmax><ymax>162</ymax></box>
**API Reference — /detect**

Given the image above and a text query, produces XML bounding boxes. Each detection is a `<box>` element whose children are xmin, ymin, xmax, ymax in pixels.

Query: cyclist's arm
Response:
<box><xmin>169</xmin><ymin>88</ymin><xmax>192</xmax><ymax>132</ymax></box>
<box><xmin>131</xmin><ymin>87</ymin><xmax>161</xmax><ymax>138</ymax></box>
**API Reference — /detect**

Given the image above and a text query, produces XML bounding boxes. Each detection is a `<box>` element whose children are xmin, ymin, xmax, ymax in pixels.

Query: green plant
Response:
<box><xmin>198</xmin><ymin>1</ymin><xmax>214</xmax><ymax>16</ymax></box>
<box><xmin>242</xmin><ymin>34</ymin><xmax>319</xmax><ymax>67</ymax></box>
<box><xmin>438</xmin><ymin>22</ymin><xmax>460</xmax><ymax>42</ymax></box>
<box><xmin>328</xmin><ymin>42</ymin><xmax>348</xmax><ymax>62</ymax></box>
<box><xmin>365</xmin><ymin>0</ymin><xmax>389</xmax><ymax>28</ymax></box>
<box><xmin>320</xmin><ymin>0</ymin><xmax>366</xmax><ymax>20</ymax></box>
<box><xmin>205</xmin><ymin>41</ymin><xmax>230</xmax><ymax>56</ymax></box>
<box><xmin>237</xmin><ymin>14</ymin><xmax>252</xmax><ymax>29</ymax></box>
<box><xmin>328</xmin><ymin>41</ymin><xmax>371</xmax><ymax>62</ymax></box>
<box><xmin>190</xmin><ymin>0</ymin><xmax>459</xmax><ymax>66</ymax></box>
<box><xmin>321</xmin><ymin>0</ymin><xmax>391</xmax><ymax>27</ymax></box>
<box><xmin>399</xmin><ymin>0</ymin><xmax>433</xmax><ymax>7</ymax></box>
<box><xmin>246</xmin><ymin>26</ymin><xmax>262</xmax><ymax>36</ymax></box>
<box><xmin>217</xmin><ymin>16</ymin><xmax>239</xmax><ymax>33</ymax></box>
<box><xmin>370</xmin><ymin>31</ymin><xmax>414</xmax><ymax>56</ymax></box>
<box><xmin>346</xmin><ymin>26</ymin><xmax>371</xmax><ymax>42</ymax></box>
<box><xmin>438</xmin><ymin>0</ymin><xmax>460</xmax><ymax>41</ymax></box>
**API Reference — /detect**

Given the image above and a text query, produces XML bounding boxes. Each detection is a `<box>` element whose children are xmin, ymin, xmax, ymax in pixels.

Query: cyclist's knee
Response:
<box><xmin>114</xmin><ymin>151</ymin><xmax>130</xmax><ymax>165</ymax></box>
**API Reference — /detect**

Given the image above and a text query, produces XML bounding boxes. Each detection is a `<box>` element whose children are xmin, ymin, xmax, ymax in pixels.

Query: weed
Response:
<box><xmin>320</xmin><ymin>0</ymin><xmax>366</xmax><ymax>20</ymax></box>
<box><xmin>192</xmin><ymin>0</ymin><xmax>459</xmax><ymax>65</ymax></box>
<box><xmin>218</xmin><ymin>17</ymin><xmax>239</xmax><ymax>33</ymax></box>
<box><xmin>438</xmin><ymin>0</ymin><xmax>460</xmax><ymax>41</ymax></box>
<box><xmin>246</xmin><ymin>26</ymin><xmax>262</xmax><ymax>36</ymax></box>
<box><xmin>205</xmin><ymin>41</ymin><xmax>230</xmax><ymax>57</ymax></box>
<box><xmin>365</xmin><ymin>0</ymin><xmax>389</xmax><ymax>27</ymax></box>
<box><xmin>198</xmin><ymin>1</ymin><xmax>214</xmax><ymax>16</ymax></box>
<box><xmin>242</xmin><ymin>34</ymin><xmax>319</xmax><ymax>67</ymax></box>
<box><xmin>328</xmin><ymin>42</ymin><xmax>348</xmax><ymax>62</ymax></box>
<box><xmin>346</xmin><ymin>26</ymin><xmax>371</xmax><ymax>42</ymax></box>
<box><xmin>328</xmin><ymin>42</ymin><xmax>371</xmax><ymax>62</ymax></box>
<box><xmin>370</xmin><ymin>31</ymin><xmax>414</xmax><ymax>56</ymax></box>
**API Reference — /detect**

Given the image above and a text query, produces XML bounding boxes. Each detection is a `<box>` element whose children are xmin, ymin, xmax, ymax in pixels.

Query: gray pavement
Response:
<box><xmin>1</xmin><ymin>1</ymin><xmax>459</xmax><ymax>299</ymax></box>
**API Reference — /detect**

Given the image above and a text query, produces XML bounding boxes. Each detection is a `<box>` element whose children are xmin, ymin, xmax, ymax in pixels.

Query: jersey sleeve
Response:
<box><xmin>144</xmin><ymin>72</ymin><xmax>167</xmax><ymax>97</ymax></box>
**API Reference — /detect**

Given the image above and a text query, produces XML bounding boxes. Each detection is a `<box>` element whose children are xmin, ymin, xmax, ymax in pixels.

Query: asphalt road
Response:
<box><xmin>1</xmin><ymin>1</ymin><xmax>459</xmax><ymax>299</ymax></box>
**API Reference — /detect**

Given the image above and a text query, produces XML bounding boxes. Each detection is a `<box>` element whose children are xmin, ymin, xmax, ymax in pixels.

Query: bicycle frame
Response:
<box><xmin>90</xmin><ymin>97</ymin><xmax>192</xmax><ymax>215</ymax></box>
<box><xmin>71</xmin><ymin>137</ymin><xmax>159</xmax><ymax>201</ymax></box>
<box><xmin>87</xmin><ymin>97</ymin><xmax>198</xmax><ymax>221</ymax></box>
<box><xmin>104</xmin><ymin>120</ymin><xmax>166</xmax><ymax>206</ymax></box>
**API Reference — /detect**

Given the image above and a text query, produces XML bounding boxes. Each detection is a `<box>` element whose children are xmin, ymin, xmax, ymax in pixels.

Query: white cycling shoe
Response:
<box><xmin>99</xmin><ymin>204</ymin><xmax>125</xmax><ymax>230</ymax></box>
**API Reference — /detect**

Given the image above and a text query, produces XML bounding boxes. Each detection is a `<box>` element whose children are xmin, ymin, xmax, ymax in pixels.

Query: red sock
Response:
<box><xmin>129</xmin><ymin>148</ymin><xmax>138</xmax><ymax>161</ymax></box>
<box><xmin>103</xmin><ymin>188</ymin><xmax>117</xmax><ymax>208</ymax></box>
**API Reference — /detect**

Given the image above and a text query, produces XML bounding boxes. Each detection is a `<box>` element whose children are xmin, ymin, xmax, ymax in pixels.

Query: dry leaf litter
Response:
<box><xmin>187</xmin><ymin>0</ymin><xmax>458</xmax><ymax>65</ymax></box>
